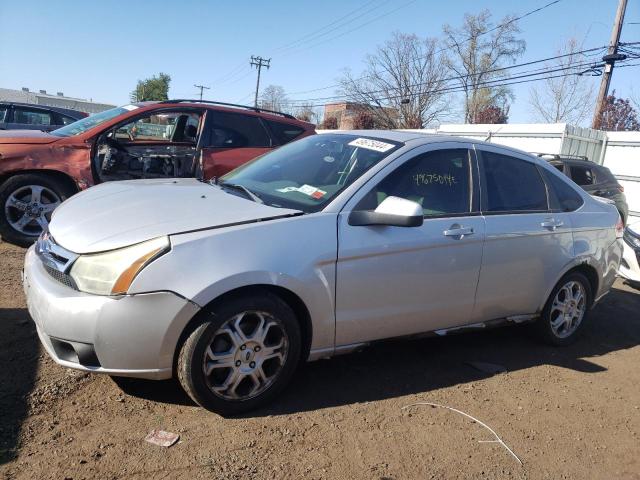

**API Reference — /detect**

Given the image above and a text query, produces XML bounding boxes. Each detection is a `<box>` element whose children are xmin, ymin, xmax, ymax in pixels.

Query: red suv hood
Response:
<box><xmin>0</xmin><ymin>130</ymin><xmax>61</xmax><ymax>145</ymax></box>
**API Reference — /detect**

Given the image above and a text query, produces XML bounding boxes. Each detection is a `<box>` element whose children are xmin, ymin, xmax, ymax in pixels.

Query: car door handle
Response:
<box><xmin>443</xmin><ymin>226</ymin><xmax>474</xmax><ymax>237</ymax></box>
<box><xmin>541</xmin><ymin>218</ymin><xmax>564</xmax><ymax>230</ymax></box>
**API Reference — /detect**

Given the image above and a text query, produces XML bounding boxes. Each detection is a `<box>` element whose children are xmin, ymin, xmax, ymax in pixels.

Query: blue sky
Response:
<box><xmin>1</xmin><ymin>0</ymin><xmax>638</xmax><ymax>124</ymax></box>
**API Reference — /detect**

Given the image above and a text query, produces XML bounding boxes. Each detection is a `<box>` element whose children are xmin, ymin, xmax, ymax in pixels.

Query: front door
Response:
<box><xmin>335</xmin><ymin>145</ymin><xmax>485</xmax><ymax>346</ymax></box>
<box><xmin>200</xmin><ymin>111</ymin><xmax>273</xmax><ymax>180</ymax></box>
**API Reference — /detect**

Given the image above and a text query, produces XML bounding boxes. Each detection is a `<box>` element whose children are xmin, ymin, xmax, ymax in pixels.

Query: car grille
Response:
<box><xmin>43</xmin><ymin>263</ymin><xmax>77</xmax><ymax>290</ymax></box>
<box><xmin>36</xmin><ymin>231</ymin><xmax>79</xmax><ymax>291</ymax></box>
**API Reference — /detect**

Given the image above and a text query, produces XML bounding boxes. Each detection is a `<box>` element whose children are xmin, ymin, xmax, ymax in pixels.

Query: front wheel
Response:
<box><xmin>536</xmin><ymin>272</ymin><xmax>592</xmax><ymax>346</ymax></box>
<box><xmin>0</xmin><ymin>174</ymin><xmax>76</xmax><ymax>246</ymax></box>
<box><xmin>177</xmin><ymin>292</ymin><xmax>301</xmax><ymax>415</ymax></box>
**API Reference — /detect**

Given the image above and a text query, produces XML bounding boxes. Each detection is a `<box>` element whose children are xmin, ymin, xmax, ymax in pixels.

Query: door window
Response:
<box><xmin>480</xmin><ymin>151</ymin><xmax>548</xmax><ymax>212</ymax></box>
<box><xmin>114</xmin><ymin>111</ymin><xmax>201</xmax><ymax>143</ymax></box>
<box><xmin>0</xmin><ymin>106</ymin><xmax>8</xmax><ymax>122</ymax></box>
<box><xmin>539</xmin><ymin>168</ymin><xmax>584</xmax><ymax>212</ymax></box>
<box><xmin>13</xmin><ymin>107</ymin><xmax>52</xmax><ymax>125</ymax></box>
<box><xmin>266</xmin><ymin>120</ymin><xmax>305</xmax><ymax>145</ymax></box>
<box><xmin>356</xmin><ymin>148</ymin><xmax>471</xmax><ymax>216</ymax></box>
<box><xmin>569</xmin><ymin>165</ymin><xmax>595</xmax><ymax>185</ymax></box>
<box><xmin>208</xmin><ymin>112</ymin><xmax>271</xmax><ymax>148</ymax></box>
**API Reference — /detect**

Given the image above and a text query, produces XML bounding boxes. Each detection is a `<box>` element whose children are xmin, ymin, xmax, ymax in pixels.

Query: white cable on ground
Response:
<box><xmin>401</xmin><ymin>402</ymin><xmax>523</xmax><ymax>466</ymax></box>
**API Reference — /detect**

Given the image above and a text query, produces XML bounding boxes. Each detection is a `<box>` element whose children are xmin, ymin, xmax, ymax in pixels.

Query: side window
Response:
<box><xmin>355</xmin><ymin>149</ymin><xmax>471</xmax><ymax>217</ymax></box>
<box><xmin>13</xmin><ymin>107</ymin><xmax>52</xmax><ymax>125</ymax></box>
<box><xmin>0</xmin><ymin>106</ymin><xmax>8</xmax><ymax>122</ymax></box>
<box><xmin>266</xmin><ymin>120</ymin><xmax>305</xmax><ymax>145</ymax></box>
<box><xmin>208</xmin><ymin>112</ymin><xmax>271</xmax><ymax>148</ymax></box>
<box><xmin>480</xmin><ymin>151</ymin><xmax>548</xmax><ymax>212</ymax></box>
<box><xmin>570</xmin><ymin>165</ymin><xmax>595</xmax><ymax>185</ymax></box>
<box><xmin>539</xmin><ymin>168</ymin><xmax>584</xmax><ymax>212</ymax></box>
<box><xmin>553</xmin><ymin>164</ymin><xmax>565</xmax><ymax>173</ymax></box>
<box><xmin>114</xmin><ymin>111</ymin><xmax>201</xmax><ymax>143</ymax></box>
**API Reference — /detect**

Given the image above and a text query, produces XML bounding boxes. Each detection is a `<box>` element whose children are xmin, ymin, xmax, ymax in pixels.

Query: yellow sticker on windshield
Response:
<box><xmin>348</xmin><ymin>138</ymin><xmax>395</xmax><ymax>152</ymax></box>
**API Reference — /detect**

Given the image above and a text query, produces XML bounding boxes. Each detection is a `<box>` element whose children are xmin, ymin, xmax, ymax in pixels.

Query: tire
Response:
<box><xmin>0</xmin><ymin>173</ymin><xmax>76</xmax><ymax>247</ymax></box>
<box><xmin>535</xmin><ymin>272</ymin><xmax>592</xmax><ymax>346</ymax></box>
<box><xmin>177</xmin><ymin>291</ymin><xmax>301</xmax><ymax>415</ymax></box>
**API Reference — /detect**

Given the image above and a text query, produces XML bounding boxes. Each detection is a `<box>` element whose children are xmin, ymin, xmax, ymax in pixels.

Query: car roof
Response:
<box><xmin>326</xmin><ymin>129</ymin><xmax>542</xmax><ymax>160</ymax></box>
<box><xmin>144</xmin><ymin>99</ymin><xmax>313</xmax><ymax>127</ymax></box>
<box><xmin>0</xmin><ymin>101</ymin><xmax>86</xmax><ymax>117</ymax></box>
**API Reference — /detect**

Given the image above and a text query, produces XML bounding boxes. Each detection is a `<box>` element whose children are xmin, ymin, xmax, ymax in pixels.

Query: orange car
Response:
<box><xmin>0</xmin><ymin>100</ymin><xmax>315</xmax><ymax>245</ymax></box>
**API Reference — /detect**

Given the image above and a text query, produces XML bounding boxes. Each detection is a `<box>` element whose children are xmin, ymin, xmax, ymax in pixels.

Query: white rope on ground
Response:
<box><xmin>401</xmin><ymin>402</ymin><xmax>523</xmax><ymax>466</ymax></box>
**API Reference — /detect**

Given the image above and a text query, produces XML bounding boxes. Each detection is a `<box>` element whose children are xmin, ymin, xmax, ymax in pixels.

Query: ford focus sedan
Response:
<box><xmin>23</xmin><ymin>131</ymin><xmax>623</xmax><ymax>415</ymax></box>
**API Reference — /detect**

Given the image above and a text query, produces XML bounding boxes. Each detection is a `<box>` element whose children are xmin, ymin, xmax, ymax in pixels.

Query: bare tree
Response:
<box><xmin>528</xmin><ymin>38</ymin><xmax>595</xmax><ymax>125</ymax></box>
<box><xmin>443</xmin><ymin>10</ymin><xmax>525</xmax><ymax>123</ymax></box>
<box><xmin>293</xmin><ymin>103</ymin><xmax>318</xmax><ymax>123</ymax></box>
<box><xmin>338</xmin><ymin>32</ymin><xmax>450</xmax><ymax>129</ymax></box>
<box><xmin>260</xmin><ymin>85</ymin><xmax>289</xmax><ymax>112</ymax></box>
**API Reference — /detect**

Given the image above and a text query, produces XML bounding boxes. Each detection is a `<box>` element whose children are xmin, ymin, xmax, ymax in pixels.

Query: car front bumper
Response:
<box><xmin>23</xmin><ymin>246</ymin><xmax>200</xmax><ymax>380</ymax></box>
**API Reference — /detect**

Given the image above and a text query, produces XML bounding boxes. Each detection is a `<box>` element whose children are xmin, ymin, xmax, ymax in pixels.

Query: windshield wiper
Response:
<box><xmin>218</xmin><ymin>181</ymin><xmax>263</xmax><ymax>204</ymax></box>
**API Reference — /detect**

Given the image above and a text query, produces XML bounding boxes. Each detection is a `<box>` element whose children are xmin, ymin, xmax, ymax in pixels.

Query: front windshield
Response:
<box><xmin>51</xmin><ymin>105</ymin><xmax>139</xmax><ymax>137</ymax></box>
<box><xmin>221</xmin><ymin>134</ymin><xmax>402</xmax><ymax>213</ymax></box>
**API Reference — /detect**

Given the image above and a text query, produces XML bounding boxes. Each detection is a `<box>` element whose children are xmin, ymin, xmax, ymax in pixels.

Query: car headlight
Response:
<box><xmin>69</xmin><ymin>236</ymin><xmax>170</xmax><ymax>295</ymax></box>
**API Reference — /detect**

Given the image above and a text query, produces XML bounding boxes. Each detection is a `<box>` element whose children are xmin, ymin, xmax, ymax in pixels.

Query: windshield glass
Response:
<box><xmin>221</xmin><ymin>134</ymin><xmax>402</xmax><ymax>212</ymax></box>
<box><xmin>50</xmin><ymin>105</ymin><xmax>139</xmax><ymax>137</ymax></box>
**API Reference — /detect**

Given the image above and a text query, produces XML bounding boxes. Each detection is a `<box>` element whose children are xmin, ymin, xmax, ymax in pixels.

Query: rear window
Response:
<box><xmin>266</xmin><ymin>120</ymin><xmax>306</xmax><ymax>145</ymax></box>
<box><xmin>570</xmin><ymin>165</ymin><xmax>595</xmax><ymax>185</ymax></box>
<box><xmin>208</xmin><ymin>112</ymin><xmax>271</xmax><ymax>148</ymax></box>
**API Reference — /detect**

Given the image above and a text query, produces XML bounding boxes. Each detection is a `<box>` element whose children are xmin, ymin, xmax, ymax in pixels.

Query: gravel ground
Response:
<box><xmin>1</xmin><ymin>240</ymin><xmax>639</xmax><ymax>480</ymax></box>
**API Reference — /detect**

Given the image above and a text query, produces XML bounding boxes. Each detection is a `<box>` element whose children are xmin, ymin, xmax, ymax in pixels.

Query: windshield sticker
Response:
<box><xmin>348</xmin><ymin>138</ymin><xmax>395</xmax><ymax>152</ymax></box>
<box><xmin>122</xmin><ymin>104</ymin><xmax>139</xmax><ymax>111</ymax></box>
<box><xmin>276</xmin><ymin>184</ymin><xmax>327</xmax><ymax>199</ymax></box>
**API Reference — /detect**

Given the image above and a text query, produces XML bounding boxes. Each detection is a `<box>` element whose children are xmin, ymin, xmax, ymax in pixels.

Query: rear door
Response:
<box><xmin>473</xmin><ymin>146</ymin><xmax>574</xmax><ymax>321</ymax></box>
<box><xmin>200</xmin><ymin>111</ymin><xmax>273</xmax><ymax>180</ymax></box>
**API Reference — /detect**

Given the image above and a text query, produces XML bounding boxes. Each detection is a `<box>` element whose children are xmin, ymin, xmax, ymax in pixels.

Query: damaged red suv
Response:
<box><xmin>0</xmin><ymin>100</ymin><xmax>315</xmax><ymax>245</ymax></box>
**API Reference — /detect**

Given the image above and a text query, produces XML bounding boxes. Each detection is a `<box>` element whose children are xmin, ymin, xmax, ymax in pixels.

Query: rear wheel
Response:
<box><xmin>0</xmin><ymin>173</ymin><xmax>76</xmax><ymax>246</ymax></box>
<box><xmin>536</xmin><ymin>272</ymin><xmax>592</xmax><ymax>346</ymax></box>
<box><xmin>177</xmin><ymin>292</ymin><xmax>301</xmax><ymax>415</ymax></box>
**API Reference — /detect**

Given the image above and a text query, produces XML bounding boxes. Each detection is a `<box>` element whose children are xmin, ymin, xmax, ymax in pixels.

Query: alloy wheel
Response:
<box><xmin>202</xmin><ymin>310</ymin><xmax>289</xmax><ymax>401</ymax></box>
<box><xmin>4</xmin><ymin>185</ymin><xmax>60</xmax><ymax>235</ymax></box>
<box><xmin>549</xmin><ymin>280</ymin><xmax>586</xmax><ymax>338</ymax></box>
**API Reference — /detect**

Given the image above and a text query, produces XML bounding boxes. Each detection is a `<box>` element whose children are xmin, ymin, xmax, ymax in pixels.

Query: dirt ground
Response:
<box><xmin>1</xmin><ymin>241</ymin><xmax>639</xmax><ymax>480</ymax></box>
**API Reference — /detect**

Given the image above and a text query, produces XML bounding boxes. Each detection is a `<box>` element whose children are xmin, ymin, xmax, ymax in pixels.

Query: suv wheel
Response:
<box><xmin>177</xmin><ymin>292</ymin><xmax>301</xmax><ymax>415</ymax></box>
<box><xmin>536</xmin><ymin>272</ymin><xmax>592</xmax><ymax>346</ymax></box>
<box><xmin>0</xmin><ymin>174</ymin><xmax>75</xmax><ymax>247</ymax></box>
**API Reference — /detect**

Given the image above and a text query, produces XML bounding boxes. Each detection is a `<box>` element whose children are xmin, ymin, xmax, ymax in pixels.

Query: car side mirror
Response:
<box><xmin>348</xmin><ymin>196</ymin><xmax>424</xmax><ymax>227</ymax></box>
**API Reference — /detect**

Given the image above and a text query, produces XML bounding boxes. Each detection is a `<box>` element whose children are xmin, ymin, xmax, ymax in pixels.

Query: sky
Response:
<box><xmin>1</xmin><ymin>0</ymin><xmax>638</xmax><ymax>125</ymax></box>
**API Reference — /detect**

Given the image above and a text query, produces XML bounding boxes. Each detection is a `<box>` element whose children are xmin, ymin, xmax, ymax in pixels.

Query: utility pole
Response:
<box><xmin>592</xmin><ymin>0</ymin><xmax>628</xmax><ymax>128</ymax></box>
<box><xmin>250</xmin><ymin>56</ymin><xmax>271</xmax><ymax>108</ymax></box>
<box><xmin>194</xmin><ymin>84</ymin><xmax>210</xmax><ymax>101</ymax></box>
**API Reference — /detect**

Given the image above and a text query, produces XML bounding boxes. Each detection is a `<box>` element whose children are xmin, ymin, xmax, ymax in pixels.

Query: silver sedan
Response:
<box><xmin>23</xmin><ymin>131</ymin><xmax>624</xmax><ymax>414</ymax></box>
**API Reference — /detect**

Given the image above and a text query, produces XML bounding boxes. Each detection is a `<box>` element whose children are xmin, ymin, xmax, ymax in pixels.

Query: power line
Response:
<box><xmin>272</xmin><ymin>0</ymin><xmax>388</xmax><ymax>54</ymax></box>
<box><xmin>281</xmin><ymin>56</ymin><xmax>640</xmax><ymax>109</ymax></box>
<box><xmin>286</xmin><ymin>0</ymin><xmax>564</xmax><ymax>95</ymax></box>
<box><xmin>285</xmin><ymin>45</ymin><xmax>608</xmax><ymax>105</ymax></box>
<box><xmin>278</xmin><ymin>0</ymin><xmax>419</xmax><ymax>60</ymax></box>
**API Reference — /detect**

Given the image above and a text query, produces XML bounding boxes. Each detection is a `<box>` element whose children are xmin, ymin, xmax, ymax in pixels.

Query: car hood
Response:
<box><xmin>0</xmin><ymin>129</ymin><xmax>61</xmax><ymax>144</ymax></box>
<box><xmin>49</xmin><ymin>178</ymin><xmax>301</xmax><ymax>254</ymax></box>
